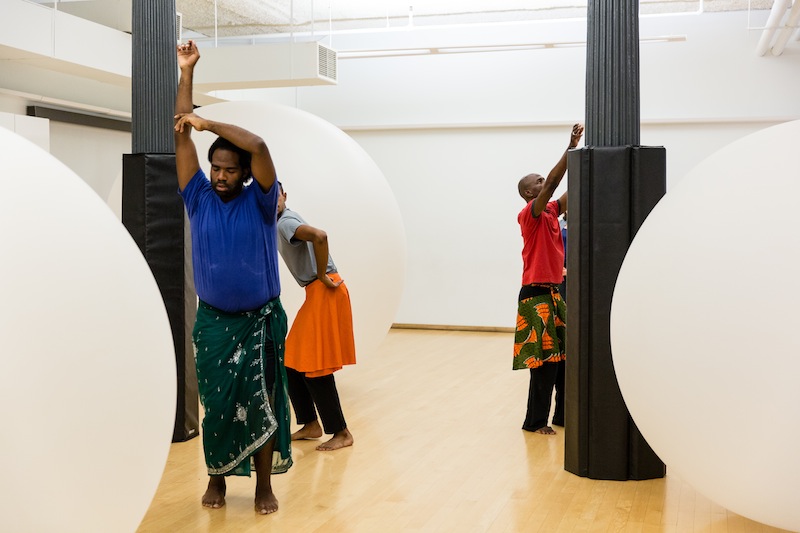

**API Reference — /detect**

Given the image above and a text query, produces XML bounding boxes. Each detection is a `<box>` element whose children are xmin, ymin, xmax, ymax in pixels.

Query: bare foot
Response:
<box><xmin>316</xmin><ymin>428</ymin><xmax>354</xmax><ymax>451</ymax></box>
<box><xmin>255</xmin><ymin>487</ymin><xmax>279</xmax><ymax>515</ymax></box>
<box><xmin>534</xmin><ymin>426</ymin><xmax>556</xmax><ymax>435</ymax></box>
<box><xmin>291</xmin><ymin>420</ymin><xmax>323</xmax><ymax>441</ymax></box>
<box><xmin>202</xmin><ymin>476</ymin><xmax>226</xmax><ymax>509</ymax></box>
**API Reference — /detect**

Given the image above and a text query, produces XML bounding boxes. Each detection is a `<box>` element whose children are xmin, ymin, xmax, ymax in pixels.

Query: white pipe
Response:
<box><xmin>51</xmin><ymin>0</ymin><xmax>57</xmax><ymax>57</ymax></box>
<box><xmin>772</xmin><ymin>0</ymin><xmax>800</xmax><ymax>55</ymax></box>
<box><xmin>747</xmin><ymin>0</ymin><xmax>751</xmax><ymax>27</ymax></box>
<box><xmin>755</xmin><ymin>0</ymin><xmax>791</xmax><ymax>56</ymax></box>
<box><xmin>214</xmin><ymin>0</ymin><xmax>218</xmax><ymax>47</ymax></box>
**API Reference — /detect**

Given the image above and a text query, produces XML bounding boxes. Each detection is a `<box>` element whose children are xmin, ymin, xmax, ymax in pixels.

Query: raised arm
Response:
<box><xmin>292</xmin><ymin>224</ymin><xmax>342</xmax><ymax>288</ymax></box>
<box><xmin>174</xmin><ymin>40</ymin><xmax>201</xmax><ymax>191</ymax></box>
<box><xmin>532</xmin><ymin>123</ymin><xmax>584</xmax><ymax>217</ymax></box>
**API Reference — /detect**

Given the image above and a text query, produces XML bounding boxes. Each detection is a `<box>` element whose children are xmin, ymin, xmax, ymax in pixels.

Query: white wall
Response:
<box><xmin>347</xmin><ymin>119</ymin><xmax>785</xmax><ymax>328</ymax></box>
<box><xmin>233</xmin><ymin>10</ymin><xmax>799</xmax><ymax>328</ymax></box>
<box><xmin>48</xmin><ymin>122</ymin><xmax>130</xmax><ymax>202</ymax></box>
<box><xmin>0</xmin><ymin>93</ymin><xmax>29</xmax><ymax>115</ymax></box>
<box><xmin>0</xmin><ymin>93</ymin><xmax>130</xmax><ymax>205</ymax></box>
<box><xmin>0</xmin><ymin>111</ymin><xmax>49</xmax><ymax>151</ymax></box>
<box><xmin>3</xmin><ymin>9</ymin><xmax>798</xmax><ymax>329</ymax></box>
<box><xmin>349</xmin><ymin>125</ymin><xmax>570</xmax><ymax>327</ymax></box>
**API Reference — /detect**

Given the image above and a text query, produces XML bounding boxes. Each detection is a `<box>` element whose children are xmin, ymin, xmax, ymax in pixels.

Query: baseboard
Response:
<box><xmin>391</xmin><ymin>323</ymin><xmax>514</xmax><ymax>333</ymax></box>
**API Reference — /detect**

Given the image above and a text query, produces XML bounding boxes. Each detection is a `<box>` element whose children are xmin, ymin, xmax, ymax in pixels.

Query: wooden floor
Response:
<box><xmin>137</xmin><ymin>329</ymin><xmax>789</xmax><ymax>533</ymax></box>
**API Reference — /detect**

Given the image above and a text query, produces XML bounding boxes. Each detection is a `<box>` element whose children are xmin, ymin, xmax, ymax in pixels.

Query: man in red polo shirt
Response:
<box><xmin>514</xmin><ymin>123</ymin><xmax>583</xmax><ymax>435</ymax></box>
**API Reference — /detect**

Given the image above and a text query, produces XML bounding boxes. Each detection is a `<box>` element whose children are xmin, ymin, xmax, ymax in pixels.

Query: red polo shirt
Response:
<box><xmin>518</xmin><ymin>199</ymin><xmax>564</xmax><ymax>285</ymax></box>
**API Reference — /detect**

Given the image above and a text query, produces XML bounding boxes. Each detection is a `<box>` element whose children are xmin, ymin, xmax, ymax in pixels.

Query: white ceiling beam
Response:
<box><xmin>0</xmin><ymin>0</ymin><xmax>130</xmax><ymax>84</ymax></box>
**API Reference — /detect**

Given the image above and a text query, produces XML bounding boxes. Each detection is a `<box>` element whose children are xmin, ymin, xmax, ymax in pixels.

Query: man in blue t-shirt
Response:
<box><xmin>174</xmin><ymin>40</ymin><xmax>291</xmax><ymax>516</ymax></box>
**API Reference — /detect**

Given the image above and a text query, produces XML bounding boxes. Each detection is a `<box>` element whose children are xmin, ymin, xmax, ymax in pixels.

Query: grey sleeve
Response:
<box><xmin>277</xmin><ymin>215</ymin><xmax>303</xmax><ymax>246</ymax></box>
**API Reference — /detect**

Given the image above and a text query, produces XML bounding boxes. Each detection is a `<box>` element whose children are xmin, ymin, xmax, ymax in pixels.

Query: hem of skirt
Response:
<box><xmin>513</xmin><ymin>353</ymin><xmax>566</xmax><ymax>370</ymax></box>
<box><xmin>271</xmin><ymin>454</ymin><xmax>293</xmax><ymax>475</ymax></box>
<box><xmin>288</xmin><ymin>363</ymin><xmax>356</xmax><ymax>378</ymax></box>
<box><xmin>285</xmin><ymin>358</ymin><xmax>356</xmax><ymax>373</ymax></box>
<box><xmin>206</xmin><ymin>423</ymin><xmax>277</xmax><ymax>476</ymax></box>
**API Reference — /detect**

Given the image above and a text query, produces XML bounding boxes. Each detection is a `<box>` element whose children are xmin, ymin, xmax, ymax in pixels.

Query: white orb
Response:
<box><xmin>611</xmin><ymin>120</ymin><xmax>800</xmax><ymax>531</ymax></box>
<box><xmin>194</xmin><ymin>101</ymin><xmax>406</xmax><ymax>359</ymax></box>
<box><xmin>107</xmin><ymin>171</ymin><xmax>123</xmax><ymax>219</ymax></box>
<box><xmin>0</xmin><ymin>128</ymin><xmax>176</xmax><ymax>532</ymax></box>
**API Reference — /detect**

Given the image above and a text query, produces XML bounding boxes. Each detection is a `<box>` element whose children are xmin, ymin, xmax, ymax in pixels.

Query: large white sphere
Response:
<box><xmin>107</xmin><ymin>170</ymin><xmax>123</xmax><ymax>219</ymax></box>
<box><xmin>0</xmin><ymin>127</ymin><xmax>176</xmax><ymax>532</ymax></box>
<box><xmin>193</xmin><ymin>101</ymin><xmax>406</xmax><ymax>359</ymax></box>
<box><xmin>611</xmin><ymin>120</ymin><xmax>800</xmax><ymax>531</ymax></box>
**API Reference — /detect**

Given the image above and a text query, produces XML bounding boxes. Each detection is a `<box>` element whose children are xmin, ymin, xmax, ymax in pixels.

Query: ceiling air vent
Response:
<box><xmin>176</xmin><ymin>11</ymin><xmax>183</xmax><ymax>44</ymax></box>
<box><xmin>194</xmin><ymin>42</ymin><xmax>339</xmax><ymax>90</ymax></box>
<box><xmin>318</xmin><ymin>43</ymin><xmax>337</xmax><ymax>82</ymax></box>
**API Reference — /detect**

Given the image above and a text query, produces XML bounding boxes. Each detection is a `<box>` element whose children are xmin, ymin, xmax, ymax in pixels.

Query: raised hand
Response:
<box><xmin>177</xmin><ymin>40</ymin><xmax>200</xmax><ymax>70</ymax></box>
<box><xmin>174</xmin><ymin>112</ymin><xmax>209</xmax><ymax>134</ymax></box>
<box><xmin>569</xmin><ymin>123</ymin><xmax>584</xmax><ymax>148</ymax></box>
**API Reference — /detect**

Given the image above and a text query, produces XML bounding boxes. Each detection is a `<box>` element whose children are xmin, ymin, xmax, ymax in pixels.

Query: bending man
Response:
<box><xmin>277</xmin><ymin>183</ymin><xmax>356</xmax><ymax>451</ymax></box>
<box><xmin>174</xmin><ymin>40</ymin><xmax>291</xmax><ymax>515</ymax></box>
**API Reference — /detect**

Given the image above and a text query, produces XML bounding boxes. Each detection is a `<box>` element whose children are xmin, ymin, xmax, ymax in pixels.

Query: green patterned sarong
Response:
<box><xmin>193</xmin><ymin>298</ymin><xmax>292</xmax><ymax>476</ymax></box>
<box><xmin>513</xmin><ymin>285</ymin><xmax>566</xmax><ymax>370</ymax></box>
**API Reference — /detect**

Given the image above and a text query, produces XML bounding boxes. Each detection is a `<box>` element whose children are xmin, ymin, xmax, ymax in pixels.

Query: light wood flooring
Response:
<box><xmin>137</xmin><ymin>329</ymin><xmax>790</xmax><ymax>533</ymax></box>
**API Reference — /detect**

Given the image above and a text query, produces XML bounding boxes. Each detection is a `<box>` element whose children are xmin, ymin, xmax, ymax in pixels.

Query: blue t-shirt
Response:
<box><xmin>180</xmin><ymin>169</ymin><xmax>281</xmax><ymax>312</ymax></box>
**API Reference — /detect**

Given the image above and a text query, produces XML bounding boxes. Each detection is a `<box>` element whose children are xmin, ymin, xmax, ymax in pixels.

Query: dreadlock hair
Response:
<box><xmin>208</xmin><ymin>136</ymin><xmax>252</xmax><ymax>175</ymax></box>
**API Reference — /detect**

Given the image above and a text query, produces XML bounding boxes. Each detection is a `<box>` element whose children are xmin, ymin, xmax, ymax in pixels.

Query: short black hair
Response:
<box><xmin>208</xmin><ymin>136</ymin><xmax>252</xmax><ymax>172</ymax></box>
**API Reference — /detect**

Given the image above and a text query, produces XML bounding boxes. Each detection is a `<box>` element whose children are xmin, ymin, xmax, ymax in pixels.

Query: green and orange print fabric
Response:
<box><xmin>513</xmin><ymin>287</ymin><xmax>566</xmax><ymax>370</ymax></box>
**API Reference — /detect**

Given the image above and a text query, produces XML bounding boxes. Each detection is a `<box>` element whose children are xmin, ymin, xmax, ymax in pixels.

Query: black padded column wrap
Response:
<box><xmin>564</xmin><ymin>146</ymin><xmax>666</xmax><ymax>480</ymax></box>
<box><xmin>122</xmin><ymin>153</ymin><xmax>199</xmax><ymax>443</ymax></box>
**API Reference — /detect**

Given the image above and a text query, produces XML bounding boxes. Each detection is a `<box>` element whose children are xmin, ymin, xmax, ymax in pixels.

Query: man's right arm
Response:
<box><xmin>532</xmin><ymin>123</ymin><xmax>584</xmax><ymax>217</ymax></box>
<box><xmin>174</xmin><ymin>40</ymin><xmax>201</xmax><ymax>191</ymax></box>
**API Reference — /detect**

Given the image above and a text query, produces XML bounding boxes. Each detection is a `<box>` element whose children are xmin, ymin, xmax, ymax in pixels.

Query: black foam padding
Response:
<box><xmin>122</xmin><ymin>153</ymin><xmax>199</xmax><ymax>443</ymax></box>
<box><xmin>564</xmin><ymin>146</ymin><xmax>666</xmax><ymax>480</ymax></box>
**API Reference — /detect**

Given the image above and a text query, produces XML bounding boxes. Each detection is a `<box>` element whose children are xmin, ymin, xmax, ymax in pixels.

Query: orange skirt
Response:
<box><xmin>285</xmin><ymin>273</ymin><xmax>356</xmax><ymax>377</ymax></box>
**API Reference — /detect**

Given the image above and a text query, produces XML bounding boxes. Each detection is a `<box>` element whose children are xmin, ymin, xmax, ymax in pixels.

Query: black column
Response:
<box><xmin>131</xmin><ymin>0</ymin><xmax>177</xmax><ymax>154</ymax></box>
<box><xmin>123</xmin><ymin>0</ymin><xmax>199</xmax><ymax>442</ymax></box>
<box><xmin>563</xmin><ymin>0</ymin><xmax>665</xmax><ymax>479</ymax></box>
<box><xmin>584</xmin><ymin>0</ymin><xmax>640</xmax><ymax>147</ymax></box>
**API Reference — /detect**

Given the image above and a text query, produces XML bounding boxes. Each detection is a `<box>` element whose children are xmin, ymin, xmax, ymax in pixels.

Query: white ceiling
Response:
<box><xmin>33</xmin><ymin>0</ymin><xmax>775</xmax><ymax>37</ymax></box>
